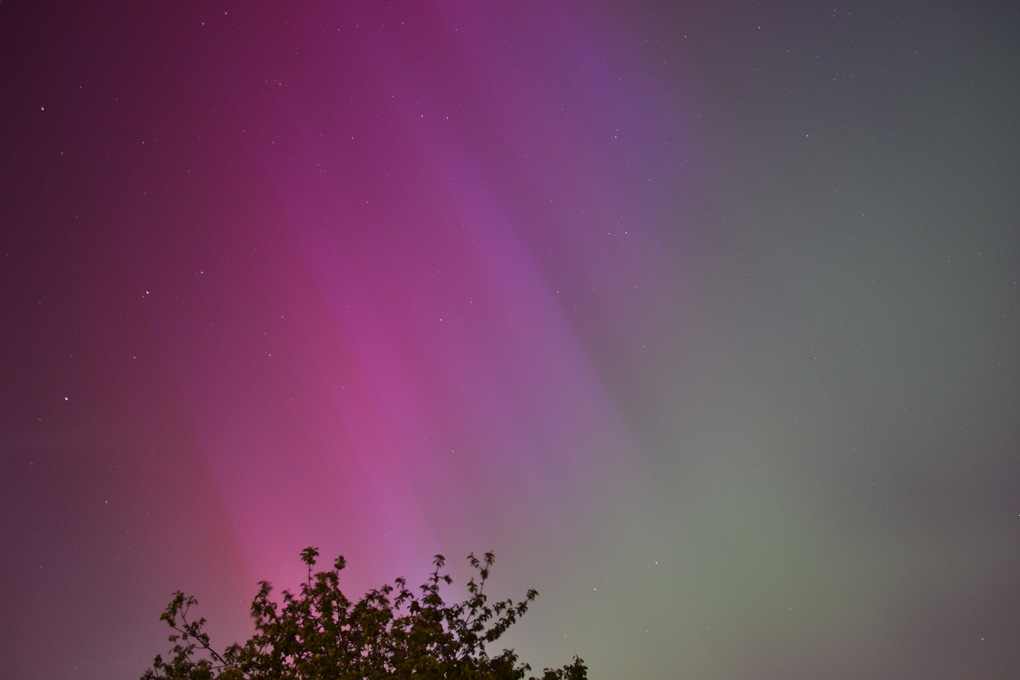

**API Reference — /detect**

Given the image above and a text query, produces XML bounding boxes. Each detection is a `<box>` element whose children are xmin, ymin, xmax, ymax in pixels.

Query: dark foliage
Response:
<box><xmin>142</xmin><ymin>547</ymin><xmax>587</xmax><ymax>680</ymax></box>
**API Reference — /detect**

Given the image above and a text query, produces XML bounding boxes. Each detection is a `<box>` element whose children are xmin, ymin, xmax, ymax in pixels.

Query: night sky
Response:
<box><xmin>2</xmin><ymin>1</ymin><xmax>1019</xmax><ymax>678</ymax></box>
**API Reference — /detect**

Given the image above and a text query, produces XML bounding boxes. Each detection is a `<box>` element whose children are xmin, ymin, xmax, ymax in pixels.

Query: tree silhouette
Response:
<box><xmin>142</xmin><ymin>547</ymin><xmax>587</xmax><ymax>680</ymax></box>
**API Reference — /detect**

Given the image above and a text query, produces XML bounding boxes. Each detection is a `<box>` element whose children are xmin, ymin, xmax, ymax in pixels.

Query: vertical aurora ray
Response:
<box><xmin>84</xmin><ymin>0</ymin><xmax>661</xmax><ymax>596</ymax></box>
<box><xmin>170</xmin><ymin>1</ymin><xmax>665</xmax><ymax>570</ymax></box>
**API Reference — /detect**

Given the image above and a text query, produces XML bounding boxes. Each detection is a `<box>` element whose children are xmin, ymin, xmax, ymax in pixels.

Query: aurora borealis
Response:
<box><xmin>2</xmin><ymin>1</ymin><xmax>1019</xmax><ymax>678</ymax></box>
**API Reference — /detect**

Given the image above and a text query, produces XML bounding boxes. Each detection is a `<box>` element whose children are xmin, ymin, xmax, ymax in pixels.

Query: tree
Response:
<box><xmin>142</xmin><ymin>547</ymin><xmax>587</xmax><ymax>680</ymax></box>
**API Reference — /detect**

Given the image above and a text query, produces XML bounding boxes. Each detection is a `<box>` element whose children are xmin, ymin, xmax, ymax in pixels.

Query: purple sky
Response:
<box><xmin>3</xmin><ymin>1</ymin><xmax>1019</xmax><ymax>678</ymax></box>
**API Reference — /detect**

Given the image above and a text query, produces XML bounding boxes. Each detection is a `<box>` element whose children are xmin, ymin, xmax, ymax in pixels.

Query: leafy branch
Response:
<box><xmin>142</xmin><ymin>548</ymin><xmax>587</xmax><ymax>680</ymax></box>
